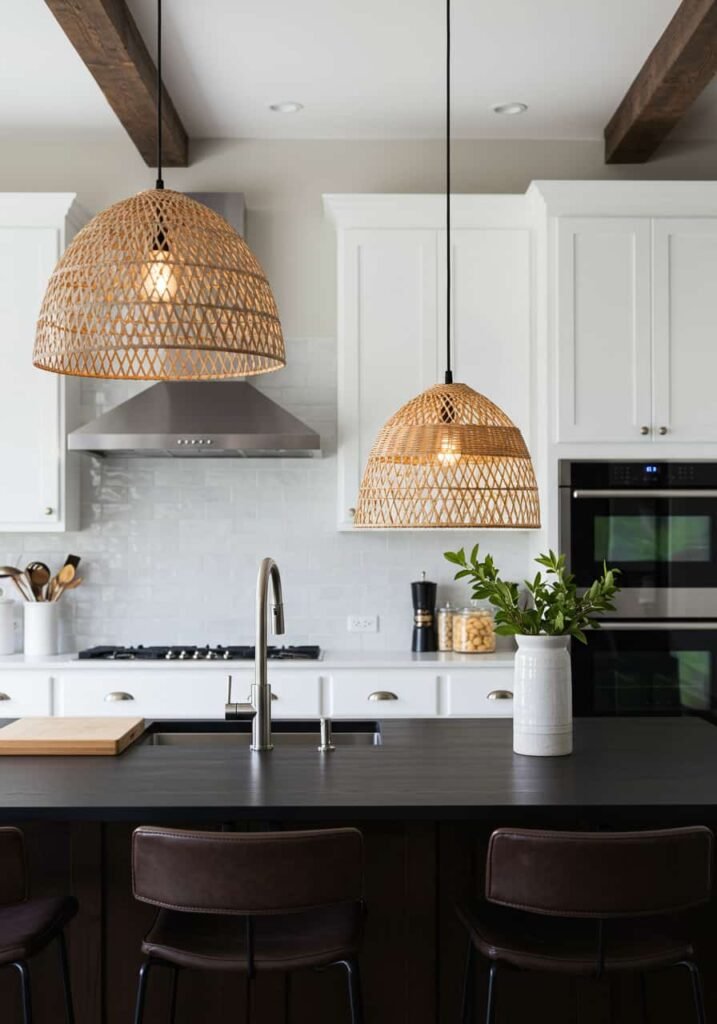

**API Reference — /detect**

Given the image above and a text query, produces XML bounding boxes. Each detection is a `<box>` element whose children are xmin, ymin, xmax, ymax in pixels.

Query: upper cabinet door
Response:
<box><xmin>0</xmin><ymin>227</ymin><xmax>63</xmax><ymax>528</ymax></box>
<box><xmin>337</xmin><ymin>229</ymin><xmax>438</xmax><ymax>528</ymax></box>
<box><xmin>652</xmin><ymin>218</ymin><xmax>717</xmax><ymax>443</ymax></box>
<box><xmin>443</xmin><ymin>228</ymin><xmax>532</xmax><ymax>443</ymax></box>
<box><xmin>556</xmin><ymin>218</ymin><xmax>652</xmax><ymax>443</ymax></box>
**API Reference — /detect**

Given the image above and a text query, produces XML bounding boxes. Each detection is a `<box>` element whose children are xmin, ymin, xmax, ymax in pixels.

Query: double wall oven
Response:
<box><xmin>559</xmin><ymin>461</ymin><xmax>717</xmax><ymax>716</ymax></box>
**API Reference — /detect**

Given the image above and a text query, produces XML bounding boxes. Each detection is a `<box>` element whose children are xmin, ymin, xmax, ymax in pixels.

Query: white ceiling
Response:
<box><xmin>4</xmin><ymin>0</ymin><xmax>716</xmax><ymax>142</ymax></box>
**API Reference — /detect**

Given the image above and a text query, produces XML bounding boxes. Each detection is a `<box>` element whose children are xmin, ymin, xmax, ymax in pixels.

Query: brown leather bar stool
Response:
<box><xmin>131</xmin><ymin>825</ymin><xmax>365</xmax><ymax>1023</ymax></box>
<box><xmin>458</xmin><ymin>826</ymin><xmax>713</xmax><ymax>1024</ymax></box>
<box><xmin>0</xmin><ymin>827</ymin><xmax>77</xmax><ymax>1024</ymax></box>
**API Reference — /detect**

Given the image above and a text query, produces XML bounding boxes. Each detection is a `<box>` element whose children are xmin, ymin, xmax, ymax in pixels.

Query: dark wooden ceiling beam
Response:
<box><xmin>605</xmin><ymin>0</ymin><xmax>717</xmax><ymax>163</ymax></box>
<box><xmin>45</xmin><ymin>0</ymin><xmax>188</xmax><ymax>167</ymax></box>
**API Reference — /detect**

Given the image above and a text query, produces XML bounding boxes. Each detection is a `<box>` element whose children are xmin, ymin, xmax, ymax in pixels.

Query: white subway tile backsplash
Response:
<box><xmin>0</xmin><ymin>338</ymin><xmax>532</xmax><ymax>651</ymax></box>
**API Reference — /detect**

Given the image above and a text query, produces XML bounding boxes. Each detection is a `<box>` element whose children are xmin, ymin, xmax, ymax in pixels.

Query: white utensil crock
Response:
<box><xmin>23</xmin><ymin>602</ymin><xmax>59</xmax><ymax>657</ymax></box>
<box><xmin>513</xmin><ymin>634</ymin><xmax>572</xmax><ymax>757</ymax></box>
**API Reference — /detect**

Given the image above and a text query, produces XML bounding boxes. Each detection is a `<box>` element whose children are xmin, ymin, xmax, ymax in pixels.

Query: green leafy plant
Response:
<box><xmin>444</xmin><ymin>546</ymin><xmax>620</xmax><ymax>644</ymax></box>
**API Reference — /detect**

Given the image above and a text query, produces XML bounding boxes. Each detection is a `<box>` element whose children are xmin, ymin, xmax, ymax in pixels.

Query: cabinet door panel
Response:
<box><xmin>556</xmin><ymin>218</ymin><xmax>651</xmax><ymax>443</ymax></box>
<box><xmin>56</xmin><ymin>672</ymin><xmax>229</xmax><ymax>718</ymax></box>
<box><xmin>338</xmin><ymin>230</ymin><xmax>438</xmax><ymax>527</ymax></box>
<box><xmin>445</xmin><ymin>229</ymin><xmax>532</xmax><ymax>441</ymax></box>
<box><xmin>329</xmin><ymin>670</ymin><xmax>439</xmax><ymax>716</ymax></box>
<box><xmin>653</xmin><ymin>218</ymin><xmax>717</xmax><ymax>442</ymax></box>
<box><xmin>0</xmin><ymin>228</ymin><xmax>61</xmax><ymax>526</ymax></box>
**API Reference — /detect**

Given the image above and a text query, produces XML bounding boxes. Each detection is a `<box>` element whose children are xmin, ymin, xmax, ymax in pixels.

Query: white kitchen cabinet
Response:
<box><xmin>328</xmin><ymin>669</ymin><xmax>439</xmax><ymax>717</ymax></box>
<box><xmin>0</xmin><ymin>672</ymin><xmax>52</xmax><ymax>715</ymax></box>
<box><xmin>555</xmin><ymin>217</ymin><xmax>652</xmax><ymax>443</ymax></box>
<box><xmin>443</xmin><ymin>670</ymin><xmax>514</xmax><ymax>716</ymax></box>
<box><xmin>0</xmin><ymin>194</ymin><xmax>85</xmax><ymax>531</ymax></box>
<box><xmin>652</xmin><ymin>218</ymin><xmax>717</xmax><ymax>443</ymax></box>
<box><xmin>325</xmin><ymin>195</ymin><xmax>535</xmax><ymax>529</ymax></box>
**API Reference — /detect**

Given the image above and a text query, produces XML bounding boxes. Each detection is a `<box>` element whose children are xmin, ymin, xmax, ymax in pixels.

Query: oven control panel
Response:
<box><xmin>562</xmin><ymin>461</ymin><xmax>717</xmax><ymax>489</ymax></box>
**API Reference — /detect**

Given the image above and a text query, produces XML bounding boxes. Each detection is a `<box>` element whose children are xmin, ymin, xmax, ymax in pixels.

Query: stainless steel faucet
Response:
<box><xmin>251</xmin><ymin>557</ymin><xmax>285</xmax><ymax>750</ymax></box>
<box><xmin>224</xmin><ymin>557</ymin><xmax>284</xmax><ymax>750</ymax></box>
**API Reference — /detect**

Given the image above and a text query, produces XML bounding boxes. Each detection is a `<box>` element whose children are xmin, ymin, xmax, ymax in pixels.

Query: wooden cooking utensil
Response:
<box><xmin>26</xmin><ymin>562</ymin><xmax>51</xmax><ymax>601</ymax></box>
<box><xmin>50</xmin><ymin>564</ymin><xmax>76</xmax><ymax>603</ymax></box>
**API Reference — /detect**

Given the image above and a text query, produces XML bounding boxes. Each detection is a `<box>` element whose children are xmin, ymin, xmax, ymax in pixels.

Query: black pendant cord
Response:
<box><xmin>155</xmin><ymin>0</ymin><xmax>164</xmax><ymax>190</ymax></box>
<box><xmin>444</xmin><ymin>0</ymin><xmax>452</xmax><ymax>386</ymax></box>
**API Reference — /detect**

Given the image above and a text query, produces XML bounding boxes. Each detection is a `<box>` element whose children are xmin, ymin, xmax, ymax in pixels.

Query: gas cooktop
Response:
<box><xmin>78</xmin><ymin>645</ymin><xmax>322</xmax><ymax>662</ymax></box>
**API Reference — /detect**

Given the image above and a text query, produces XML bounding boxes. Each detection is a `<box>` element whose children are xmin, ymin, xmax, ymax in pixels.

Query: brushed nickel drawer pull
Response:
<box><xmin>368</xmin><ymin>691</ymin><xmax>398</xmax><ymax>701</ymax></box>
<box><xmin>104</xmin><ymin>691</ymin><xmax>134</xmax><ymax>702</ymax></box>
<box><xmin>487</xmin><ymin>690</ymin><xmax>513</xmax><ymax>700</ymax></box>
<box><xmin>246</xmin><ymin>693</ymin><xmax>278</xmax><ymax>701</ymax></box>
<box><xmin>0</xmin><ymin>693</ymin><xmax>11</xmax><ymax>701</ymax></box>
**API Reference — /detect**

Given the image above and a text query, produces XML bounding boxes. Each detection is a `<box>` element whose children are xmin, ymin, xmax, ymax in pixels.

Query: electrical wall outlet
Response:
<box><xmin>347</xmin><ymin>615</ymin><xmax>379</xmax><ymax>633</ymax></box>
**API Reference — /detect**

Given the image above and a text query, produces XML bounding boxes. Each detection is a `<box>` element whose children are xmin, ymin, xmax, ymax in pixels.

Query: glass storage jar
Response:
<box><xmin>437</xmin><ymin>604</ymin><xmax>455</xmax><ymax>652</ymax></box>
<box><xmin>452</xmin><ymin>605</ymin><xmax>496</xmax><ymax>654</ymax></box>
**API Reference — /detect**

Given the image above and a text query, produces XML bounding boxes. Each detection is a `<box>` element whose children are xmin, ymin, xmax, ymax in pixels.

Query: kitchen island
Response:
<box><xmin>2</xmin><ymin>717</ymin><xmax>717</xmax><ymax>1024</ymax></box>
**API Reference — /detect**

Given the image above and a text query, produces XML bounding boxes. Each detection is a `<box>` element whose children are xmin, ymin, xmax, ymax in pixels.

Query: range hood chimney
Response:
<box><xmin>67</xmin><ymin>194</ymin><xmax>321</xmax><ymax>459</ymax></box>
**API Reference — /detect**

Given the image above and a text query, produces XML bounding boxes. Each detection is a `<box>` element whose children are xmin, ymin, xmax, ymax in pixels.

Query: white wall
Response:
<box><xmin>0</xmin><ymin>135</ymin><xmax>714</xmax><ymax>650</ymax></box>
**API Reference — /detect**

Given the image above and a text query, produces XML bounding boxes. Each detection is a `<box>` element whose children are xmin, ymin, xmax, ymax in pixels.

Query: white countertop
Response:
<box><xmin>0</xmin><ymin>650</ymin><xmax>515</xmax><ymax>670</ymax></box>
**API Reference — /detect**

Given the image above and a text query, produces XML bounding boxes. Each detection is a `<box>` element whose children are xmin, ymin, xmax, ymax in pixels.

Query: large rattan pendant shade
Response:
<box><xmin>353</xmin><ymin>382</ymin><xmax>540</xmax><ymax>528</ymax></box>
<box><xmin>33</xmin><ymin>189</ymin><xmax>285</xmax><ymax>380</ymax></box>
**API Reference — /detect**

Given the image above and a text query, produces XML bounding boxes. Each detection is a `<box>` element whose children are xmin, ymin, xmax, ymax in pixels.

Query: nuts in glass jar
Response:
<box><xmin>437</xmin><ymin>605</ymin><xmax>454</xmax><ymax>652</ymax></box>
<box><xmin>452</xmin><ymin>607</ymin><xmax>496</xmax><ymax>653</ymax></box>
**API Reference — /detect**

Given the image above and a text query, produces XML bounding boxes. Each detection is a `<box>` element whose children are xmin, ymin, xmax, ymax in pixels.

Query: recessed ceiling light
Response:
<box><xmin>269</xmin><ymin>101</ymin><xmax>304</xmax><ymax>114</ymax></box>
<box><xmin>492</xmin><ymin>102</ymin><xmax>528</xmax><ymax>116</ymax></box>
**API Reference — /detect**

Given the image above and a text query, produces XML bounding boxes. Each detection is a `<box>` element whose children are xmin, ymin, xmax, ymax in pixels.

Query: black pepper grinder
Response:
<box><xmin>411</xmin><ymin>571</ymin><xmax>437</xmax><ymax>652</ymax></box>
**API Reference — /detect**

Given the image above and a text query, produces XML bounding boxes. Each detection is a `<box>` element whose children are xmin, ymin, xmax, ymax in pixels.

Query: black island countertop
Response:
<box><xmin>0</xmin><ymin>716</ymin><xmax>716</xmax><ymax>822</ymax></box>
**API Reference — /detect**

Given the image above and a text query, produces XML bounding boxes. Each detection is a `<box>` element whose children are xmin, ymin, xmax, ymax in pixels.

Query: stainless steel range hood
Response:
<box><xmin>68</xmin><ymin>382</ymin><xmax>321</xmax><ymax>458</ymax></box>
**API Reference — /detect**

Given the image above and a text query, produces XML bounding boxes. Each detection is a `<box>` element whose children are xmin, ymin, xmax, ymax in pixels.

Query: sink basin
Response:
<box><xmin>140</xmin><ymin>719</ymin><xmax>382</xmax><ymax>748</ymax></box>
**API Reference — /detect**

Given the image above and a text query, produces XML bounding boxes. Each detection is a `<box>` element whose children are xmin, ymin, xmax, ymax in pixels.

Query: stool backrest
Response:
<box><xmin>486</xmin><ymin>827</ymin><xmax>712</xmax><ymax>918</ymax></box>
<box><xmin>0</xmin><ymin>827</ymin><xmax>26</xmax><ymax>906</ymax></box>
<box><xmin>132</xmin><ymin>826</ymin><xmax>363</xmax><ymax>915</ymax></box>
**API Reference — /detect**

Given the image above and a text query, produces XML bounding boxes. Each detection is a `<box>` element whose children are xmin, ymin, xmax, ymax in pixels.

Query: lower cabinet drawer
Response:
<box><xmin>445</xmin><ymin>670</ymin><xmax>514</xmax><ymax>717</ymax></box>
<box><xmin>0</xmin><ymin>672</ymin><xmax>51</xmax><ymax>716</ymax></box>
<box><xmin>328</xmin><ymin>670</ymin><xmax>439</xmax><ymax>717</ymax></box>
<box><xmin>55</xmin><ymin>672</ymin><xmax>229</xmax><ymax>718</ymax></box>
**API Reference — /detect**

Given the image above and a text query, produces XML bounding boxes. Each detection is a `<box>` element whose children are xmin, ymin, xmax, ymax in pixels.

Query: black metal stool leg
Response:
<box><xmin>638</xmin><ymin>971</ymin><xmax>649</xmax><ymax>1024</ymax></box>
<box><xmin>460</xmin><ymin>939</ymin><xmax>475</xmax><ymax>1024</ymax></box>
<box><xmin>339</xmin><ymin>958</ymin><xmax>364</xmax><ymax>1024</ymax></box>
<box><xmin>12</xmin><ymin>962</ymin><xmax>32</xmax><ymax>1024</ymax></box>
<box><xmin>57</xmin><ymin>931</ymin><xmax>75</xmax><ymax>1024</ymax></box>
<box><xmin>485</xmin><ymin>961</ymin><xmax>497</xmax><ymax>1024</ymax></box>
<box><xmin>134</xmin><ymin>959</ymin><xmax>154</xmax><ymax>1024</ymax></box>
<box><xmin>678</xmin><ymin>961</ymin><xmax>706</xmax><ymax>1024</ymax></box>
<box><xmin>168</xmin><ymin>966</ymin><xmax>179</xmax><ymax>1024</ymax></box>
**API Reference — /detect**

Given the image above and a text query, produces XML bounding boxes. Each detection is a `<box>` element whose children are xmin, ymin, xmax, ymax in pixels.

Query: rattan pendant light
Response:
<box><xmin>33</xmin><ymin>0</ymin><xmax>285</xmax><ymax>381</ymax></box>
<box><xmin>353</xmin><ymin>0</ymin><xmax>540</xmax><ymax>529</ymax></box>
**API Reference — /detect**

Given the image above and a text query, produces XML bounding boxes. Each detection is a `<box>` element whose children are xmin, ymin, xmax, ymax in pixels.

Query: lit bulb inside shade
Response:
<box><xmin>437</xmin><ymin>438</ymin><xmax>461</xmax><ymax>464</ymax></box>
<box><xmin>142</xmin><ymin>249</ymin><xmax>177</xmax><ymax>302</ymax></box>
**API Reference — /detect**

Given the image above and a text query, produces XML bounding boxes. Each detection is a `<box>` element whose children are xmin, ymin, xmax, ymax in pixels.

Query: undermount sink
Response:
<box><xmin>140</xmin><ymin>719</ymin><xmax>382</xmax><ymax>748</ymax></box>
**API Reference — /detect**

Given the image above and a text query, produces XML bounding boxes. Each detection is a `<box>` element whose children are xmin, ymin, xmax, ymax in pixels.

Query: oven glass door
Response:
<box><xmin>572</xmin><ymin>625</ymin><xmax>717</xmax><ymax>716</ymax></box>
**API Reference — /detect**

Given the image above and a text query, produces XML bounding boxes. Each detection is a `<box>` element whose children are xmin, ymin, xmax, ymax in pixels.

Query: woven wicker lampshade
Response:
<box><xmin>353</xmin><ymin>382</ymin><xmax>540</xmax><ymax>528</ymax></box>
<box><xmin>33</xmin><ymin>188</ymin><xmax>285</xmax><ymax>380</ymax></box>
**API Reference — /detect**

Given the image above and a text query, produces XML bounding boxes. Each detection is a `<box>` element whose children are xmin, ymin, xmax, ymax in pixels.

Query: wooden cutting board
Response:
<box><xmin>0</xmin><ymin>717</ymin><xmax>145</xmax><ymax>755</ymax></box>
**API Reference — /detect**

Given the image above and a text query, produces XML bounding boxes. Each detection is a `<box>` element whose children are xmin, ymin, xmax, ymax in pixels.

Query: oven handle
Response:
<box><xmin>595</xmin><ymin>621</ymin><xmax>717</xmax><ymax>630</ymax></box>
<box><xmin>571</xmin><ymin>489</ymin><xmax>717</xmax><ymax>499</ymax></box>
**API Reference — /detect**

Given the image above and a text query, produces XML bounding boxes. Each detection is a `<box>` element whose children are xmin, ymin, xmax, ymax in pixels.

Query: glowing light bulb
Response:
<box><xmin>437</xmin><ymin>438</ymin><xmax>461</xmax><ymax>464</ymax></box>
<box><xmin>142</xmin><ymin>249</ymin><xmax>177</xmax><ymax>302</ymax></box>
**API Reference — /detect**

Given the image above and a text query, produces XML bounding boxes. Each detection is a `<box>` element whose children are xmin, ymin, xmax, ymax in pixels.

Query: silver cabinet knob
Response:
<box><xmin>0</xmin><ymin>693</ymin><xmax>11</xmax><ymax>701</ymax></box>
<box><xmin>659</xmin><ymin>426</ymin><xmax>668</xmax><ymax>435</ymax></box>
<box><xmin>44</xmin><ymin>507</ymin><xmax>54</xmax><ymax>516</ymax></box>
<box><xmin>640</xmin><ymin>426</ymin><xmax>649</xmax><ymax>436</ymax></box>
<box><xmin>487</xmin><ymin>690</ymin><xmax>514</xmax><ymax>700</ymax></box>
<box><xmin>368</xmin><ymin>691</ymin><xmax>399</xmax><ymax>701</ymax></box>
<box><xmin>104</xmin><ymin>691</ymin><xmax>134</xmax><ymax>702</ymax></box>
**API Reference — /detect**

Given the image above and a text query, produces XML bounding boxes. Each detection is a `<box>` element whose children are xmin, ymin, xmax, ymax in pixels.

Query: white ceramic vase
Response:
<box><xmin>23</xmin><ymin>602</ymin><xmax>59</xmax><ymax>657</ymax></box>
<box><xmin>513</xmin><ymin>635</ymin><xmax>572</xmax><ymax>757</ymax></box>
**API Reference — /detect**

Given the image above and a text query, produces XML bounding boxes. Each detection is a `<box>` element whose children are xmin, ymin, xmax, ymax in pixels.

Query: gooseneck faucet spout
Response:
<box><xmin>251</xmin><ymin>557</ymin><xmax>285</xmax><ymax>751</ymax></box>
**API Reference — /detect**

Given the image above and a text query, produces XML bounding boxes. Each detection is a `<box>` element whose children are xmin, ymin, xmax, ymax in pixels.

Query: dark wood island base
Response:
<box><xmin>1</xmin><ymin>718</ymin><xmax>716</xmax><ymax>1023</ymax></box>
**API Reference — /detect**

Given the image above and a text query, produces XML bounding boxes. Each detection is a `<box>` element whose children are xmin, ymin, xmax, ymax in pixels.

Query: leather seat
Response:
<box><xmin>142</xmin><ymin>901</ymin><xmax>363</xmax><ymax>971</ymax></box>
<box><xmin>0</xmin><ymin>895</ymin><xmax>78</xmax><ymax>964</ymax></box>
<box><xmin>458</xmin><ymin>900</ymin><xmax>693</xmax><ymax>976</ymax></box>
<box><xmin>132</xmin><ymin>826</ymin><xmax>366</xmax><ymax>1024</ymax></box>
<box><xmin>458</xmin><ymin>827</ymin><xmax>713</xmax><ymax>1024</ymax></box>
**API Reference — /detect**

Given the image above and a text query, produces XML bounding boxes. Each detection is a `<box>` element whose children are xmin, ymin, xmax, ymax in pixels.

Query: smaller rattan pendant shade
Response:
<box><xmin>33</xmin><ymin>189</ymin><xmax>285</xmax><ymax>380</ymax></box>
<box><xmin>353</xmin><ymin>382</ymin><xmax>540</xmax><ymax>528</ymax></box>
